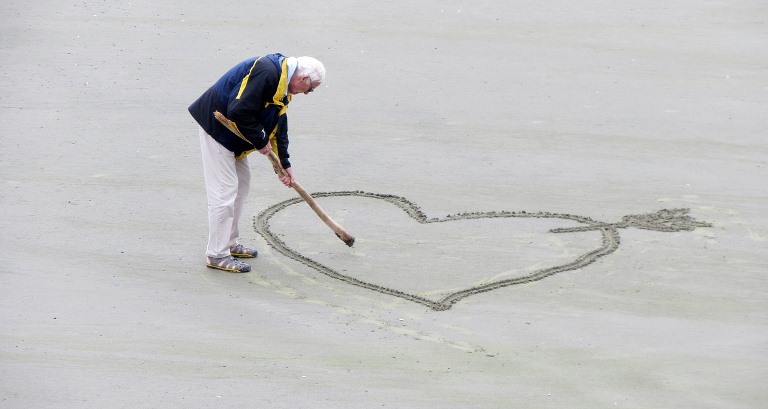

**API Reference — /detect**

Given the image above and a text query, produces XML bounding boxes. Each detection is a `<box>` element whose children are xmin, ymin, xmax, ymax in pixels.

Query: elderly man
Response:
<box><xmin>189</xmin><ymin>54</ymin><xmax>325</xmax><ymax>273</ymax></box>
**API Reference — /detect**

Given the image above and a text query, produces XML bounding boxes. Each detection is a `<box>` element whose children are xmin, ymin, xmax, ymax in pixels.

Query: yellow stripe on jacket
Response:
<box><xmin>235</xmin><ymin>58</ymin><xmax>261</xmax><ymax>100</ymax></box>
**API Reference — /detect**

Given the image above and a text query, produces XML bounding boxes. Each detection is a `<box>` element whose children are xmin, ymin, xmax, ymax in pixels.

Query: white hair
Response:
<box><xmin>296</xmin><ymin>56</ymin><xmax>326</xmax><ymax>84</ymax></box>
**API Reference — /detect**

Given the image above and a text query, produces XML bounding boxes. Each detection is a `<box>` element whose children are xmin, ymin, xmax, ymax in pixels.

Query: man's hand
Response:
<box><xmin>279</xmin><ymin>167</ymin><xmax>295</xmax><ymax>187</ymax></box>
<box><xmin>257</xmin><ymin>143</ymin><xmax>273</xmax><ymax>156</ymax></box>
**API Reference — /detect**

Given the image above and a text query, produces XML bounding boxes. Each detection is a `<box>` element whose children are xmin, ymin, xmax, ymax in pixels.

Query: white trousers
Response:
<box><xmin>199</xmin><ymin>127</ymin><xmax>251</xmax><ymax>258</ymax></box>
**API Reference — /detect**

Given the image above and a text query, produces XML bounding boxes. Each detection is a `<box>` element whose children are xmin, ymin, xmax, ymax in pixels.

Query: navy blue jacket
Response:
<box><xmin>189</xmin><ymin>54</ymin><xmax>292</xmax><ymax>167</ymax></box>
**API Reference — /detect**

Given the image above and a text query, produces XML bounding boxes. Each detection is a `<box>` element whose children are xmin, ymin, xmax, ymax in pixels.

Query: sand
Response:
<box><xmin>1</xmin><ymin>1</ymin><xmax>766</xmax><ymax>408</ymax></box>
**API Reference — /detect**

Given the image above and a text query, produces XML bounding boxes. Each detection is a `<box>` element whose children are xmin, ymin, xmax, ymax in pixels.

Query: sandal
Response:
<box><xmin>206</xmin><ymin>256</ymin><xmax>251</xmax><ymax>273</ymax></box>
<box><xmin>230</xmin><ymin>244</ymin><xmax>258</xmax><ymax>258</ymax></box>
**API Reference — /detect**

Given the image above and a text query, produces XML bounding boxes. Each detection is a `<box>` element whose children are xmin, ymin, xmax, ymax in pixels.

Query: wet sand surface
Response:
<box><xmin>1</xmin><ymin>1</ymin><xmax>766</xmax><ymax>408</ymax></box>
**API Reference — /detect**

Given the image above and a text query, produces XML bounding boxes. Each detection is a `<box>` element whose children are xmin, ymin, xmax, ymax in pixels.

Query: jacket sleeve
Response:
<box><xmin>273</xmin><ymin>114</ymin><xmax>291</xmax><ymax>169</ymax></box>
<box><xmin>226</xmin><ymin>63</ymin><xmax>276</xmax><ymax>150</ymax></box>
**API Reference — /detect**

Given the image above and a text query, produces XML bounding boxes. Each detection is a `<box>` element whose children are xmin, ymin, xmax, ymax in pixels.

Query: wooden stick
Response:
<box><xmin>213</xmin><ymin>111</ymin><xmax>355</xmax><ymax>247</ymax></box>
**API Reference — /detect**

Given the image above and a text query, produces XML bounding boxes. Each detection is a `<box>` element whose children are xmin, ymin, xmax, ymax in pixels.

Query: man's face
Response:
<box><xmin>288</xmin><ymin>73</ymin><xmax>318</xmax><ymax>95</ymax></box>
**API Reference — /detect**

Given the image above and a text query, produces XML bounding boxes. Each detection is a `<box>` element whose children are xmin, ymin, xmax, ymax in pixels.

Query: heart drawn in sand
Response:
<box><xmin>254</xmin><ymin>191</ymin><xmax>711</xmax><ymax>311</ymax></box>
